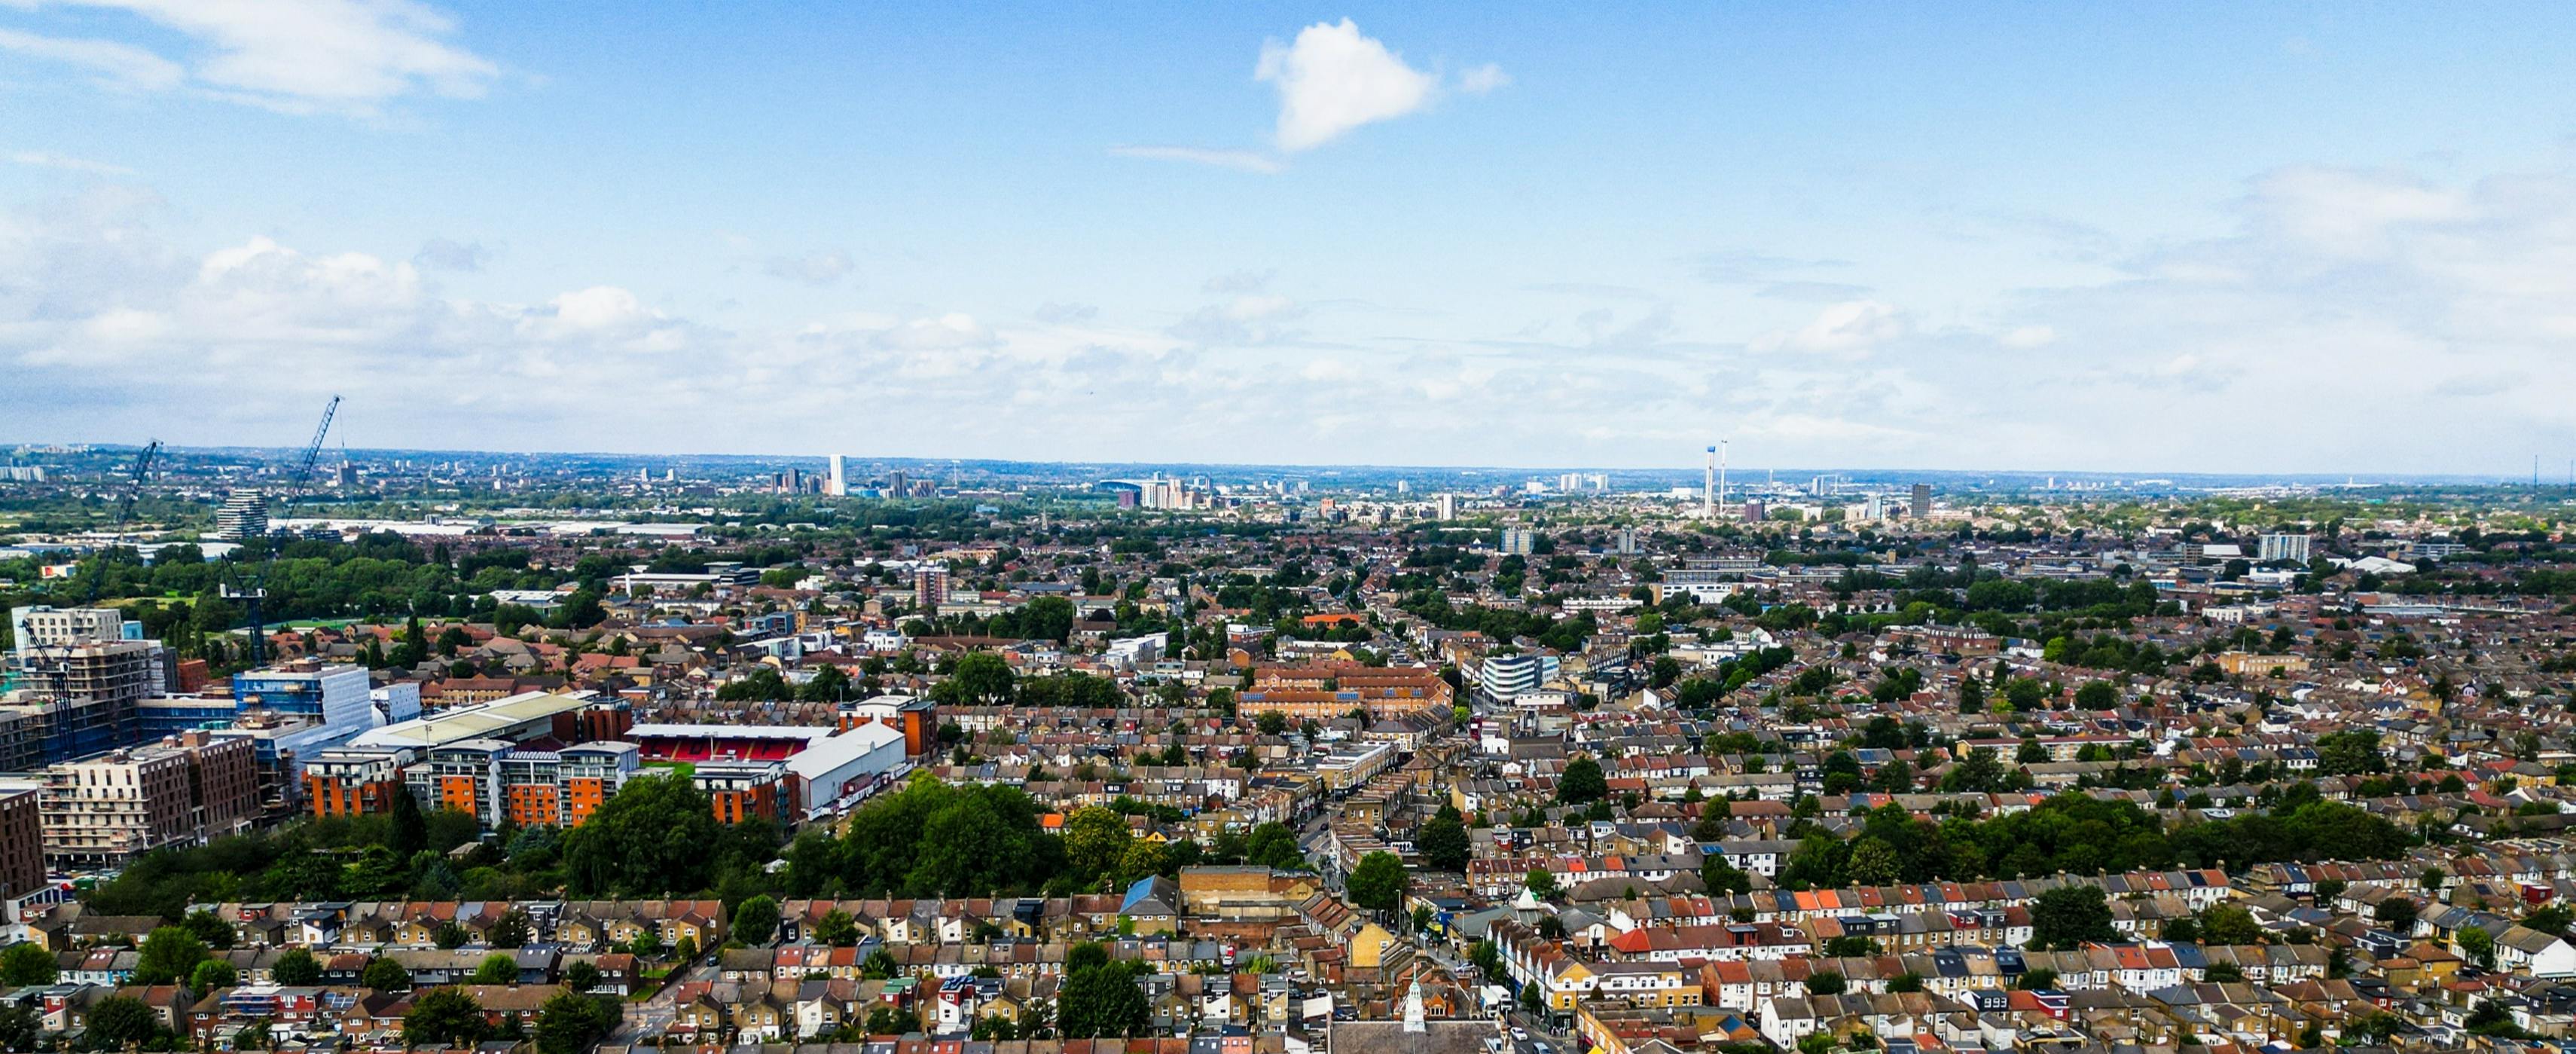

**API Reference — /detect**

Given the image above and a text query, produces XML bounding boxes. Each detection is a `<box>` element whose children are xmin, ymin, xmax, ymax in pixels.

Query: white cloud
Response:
<box><xmin>1756</xmin><ymin>299</ymin><xmax>1909</xmax><ymax>356</ymax></box>
<box><xmin>1169</xmin><ymin>293</ymin><xmax>1305</xmax><ymax>346</ymax></box>
<box><xmin>2</xmin><ymin>0</ymin><xmax>499</xmax><ymax>115</ymax></box>
<box><xmin>545</xmin><ymin>286</ymin><xmax>653</xmax><ymax>332</ymax></box>
<box><xmin>2245</xmin><ymin>166</ymin><xmax>2467</xmax><ymax>258</ymax></box>
<box><xmin>1998</xmin><ymin>325</ymin><xmax>2056</xmax><ymax>349</ymax></box>
<box><xmin>1116</xmin><ymin>21</ymin><xmax>1492</xmax><ymax>173</ymax></box>
<box><xmin>20</xmin><ymin>157</ymin><xmax>2576</xmax><ymax>472</ymax></box>
<box><xmin>1203</xmin><ymin>269</ymin><xmax>1274</xmax><ymax>294</ymax></box>
<box><xmin>762</xmin><ymin>249</ymin><xmax>854</xmax><ymax>286</ymax></box>
<box><xmin>1255</xmin><ymin>19</ymin><xmax>1438</xmax><ymax>151</ymax></box>
<box><xmin>1457</xmin><ymin>63</ymin><xmax>1510</xmax><ymax>96</ymax></box>
<box><xmin>0</xmin><ymin>27</ymin><xmax>183</xmax><ymax>91</ymax></box>
<box><xmin>874</xmin><ymin>313</ymin><xmax>996</xmax><ymax>352</ymax></box>
<box><xmin>7</xmin><ymin>150</ymin><xmax>138</xmax><ymax>176</ymax></box>
<box><xmin>412</xmin><ymin>237</ymin><xmax>488</xmax><ymax>272</ymax></box>
<box><xmin>1301</xmin><ymin>357</ymin><xmax>1363</xmax><ymax>383</ymax></box>
<box><xmin>1109</xmin><ymin>145</ymin><xmax>1281</xmax><ymax>174</ymax></box>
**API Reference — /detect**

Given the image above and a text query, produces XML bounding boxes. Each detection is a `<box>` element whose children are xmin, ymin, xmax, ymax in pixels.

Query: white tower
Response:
<box><xmin>1719</xmin><ymin>440</ymin><xmax>1729</xmax><ymax>512</ymax></box>
<box><xmin>1702</xmin><ymin>445</ymin><xmax>1716</xmax><ymax>518</ymax></box>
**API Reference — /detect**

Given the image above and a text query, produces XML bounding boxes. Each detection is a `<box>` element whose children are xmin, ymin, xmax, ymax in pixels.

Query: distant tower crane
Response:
<box><xmin>84</xmin><ymin>438</ymin><xmax>160</xmax><ymax>603</ymax></box>
<box><xmin>226</xmin><ymin>395</ymin><xmax>341</xmax><ymax>668</ymax></box>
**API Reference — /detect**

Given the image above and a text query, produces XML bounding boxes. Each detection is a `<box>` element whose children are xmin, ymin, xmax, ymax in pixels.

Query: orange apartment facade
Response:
<box><xmin>835</xmin><ymin>695</ymin><xmax>939</xmax><ymax>756</ymax></box>
<box><xmin>310</xmin><ymin>740</ymin><xmax>644</xmax><ymax>829</ymax></box>
<box><xmin>696</xmin><ymin>759</ymin><xmax>787</xmax><ymax>823</ymax></box>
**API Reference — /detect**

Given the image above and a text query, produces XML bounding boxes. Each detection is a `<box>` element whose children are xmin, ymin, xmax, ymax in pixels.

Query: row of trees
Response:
<box><xmin>1769</xmin><ymin>791</ymin><xmax>2409</xmax><ymax>891</ymax></box>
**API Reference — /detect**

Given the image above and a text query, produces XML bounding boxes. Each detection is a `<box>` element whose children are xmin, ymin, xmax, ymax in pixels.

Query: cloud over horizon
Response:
<box><xmin>0</xmin><ymin>0</ymin><xmax>499</xmax><ymax>115</ymax></box>
<box><xmin>1116</xmin><ymin>19</ymin><xmax>1502</xmax><ymax>173</ymax></box>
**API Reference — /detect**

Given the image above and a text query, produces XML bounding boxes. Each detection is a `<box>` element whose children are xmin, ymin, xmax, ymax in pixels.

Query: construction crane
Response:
<box><xmin>84</xmin><ymin>439</ymin><xmax>160</xmax><ymax>603</ymax></box>
<box><xmin>285</xmin><ymin>394</ymin><xmax>340</xmax><ymax>498</ymax></box>
<box><xmin>224</xmin><ymin>395</ymin><xmax>341</xmax><ymax>668</ymax></box>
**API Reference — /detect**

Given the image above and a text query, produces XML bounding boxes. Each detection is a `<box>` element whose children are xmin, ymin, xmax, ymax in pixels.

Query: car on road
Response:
<box><xmin>1512</xmin><ymin>1028</ymin><xmax>1530</xmax><ymax>1041</ymax></box>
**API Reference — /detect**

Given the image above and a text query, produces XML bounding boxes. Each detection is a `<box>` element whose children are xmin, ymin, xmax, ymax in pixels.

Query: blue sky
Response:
<box><xmin>6</xmin><ymin>2</ymin><xmax>2576</xmax><ymax>475</ymax></box>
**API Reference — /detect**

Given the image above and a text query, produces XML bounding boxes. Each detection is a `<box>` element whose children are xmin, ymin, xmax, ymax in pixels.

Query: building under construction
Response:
<box><xmin>0</xmin><ymin>640</ymin><xmax>160</xmax><ymax>768</ymax></box>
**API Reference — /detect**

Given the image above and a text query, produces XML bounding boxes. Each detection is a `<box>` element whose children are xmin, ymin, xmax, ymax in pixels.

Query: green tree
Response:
<box><xmin>863</xmin><ymin>1004</ymin><xmax>920</xmax><ymax>1035</ymax></box>
<box><xmin>87</xmin><ymin>996</ymin><xmax>160</xmax><ymax>1048</ymax></box>
<box><xmin>1255</xmin><ymin>710</ymin><xmax>1289</xmax><ymax>735</ymax></box>
<box><xmin>1064</xmin><ymin>805</ymin><xmax>1135</xmax><ymax>884</ymax></box>
<box><xmin>183</xmin><ymin>908</ymin><xmax>237</xmax><ymax>949</ymax></box>
<box><xmin>733</xmin><ymin>895</ymin><xmax>781</xmax><ymax>946</ymax></box>
<box><xmin>270</xmin><ymin>947</ymin><xmax>323</xmax><ymax>986</ymax></box>
<box><xmin>1846</xmin><ymin>837</ymin><xmax>1900</xmax><ymax>887</ymax></box>
<box><xmin>862</xmin><ymin>949</ymin><xmax>899</xmax><ymax>979</ymax></box>
<box><xmin>798</xmin><ymin>664</ymin><xmax>853</xmax><ymax>703</ymax></box>
<box><xmin>2317</xmin><ymin>729</ymin><xmax>2388</xmax><ymax>776</ymax></box>
<box><xmin>562</xmin><ymin>770</ymin><xmax>721</xmax><ymax>895</ymax></box>
<box><xmin>2030</xmin><ymin>885</ymin><xmax>2117</xmax><ymax>951</ymax></box>
<box><xmin>2467</xmin><ymin>997</ymin><xmax>2526</xmax><ymax>1037</ymax></box>
<box><xmin>1066</xmin><ymin>942</ymin><xmax>1110</xmax><ymax>976</ymax></box>
<box><xmin>940</xmin><ymin>652</ymin><xmax>1018</xmax><ymax>706</ymax></box>
<box><xmin>563</xmin><ymin>961</ymin><xmax>602</xmax><ymax>992</ymax></box>
<box><xmin>535</xmin><ymin>991</ymin><xmax>622</xmax><ymax>1054</ymax></box>
<box><xmin>1417</xmin><ymin>808</ymin><xmax>1473</xmax><ymax>872</ymax></box>
<box><xmin>404</xmin><ymin>987</ymin><xmax>490</xmax><ymax>1047</ymax></box>
<box><xmin>490</xmin><ymin>909</ymin><xmax>533</xmax><ymax>949</ymax></box>
<box><xmin>2199</xmin><ymin>904</ymin><xmax>2263</xmax><ymax>946</ymax></box>
<box><xmin>1806</xmin><ymin>970</ymin><xmax>1848</xmax><ymax>995</ymax></box>
<box><xmin>1701</xmin><ymin>856</ymin><xmax>1753</xmax><ymax>896</ymax></box>
<box><xmin>1525</xmin><ymin>869</ymin><xmax>1561</xmax><ymax>900</ymax></box>
<box><xmin>1057</xmin><ymin>963</ymin><xmax>1150</xmax><ymax>1038</ymax></box>
<box><xmin>474</xmin><ymin>952</ymin><xmax>520</xmax><ymax>985</ymax></box>
<box><xmin>0</xmin><ymin>942</ymin><xmax>56</xmax><ymax>986</ymax></box>
<box><xmin>1244</xmin><ymin>821</ymin><xmax>1305</xmax><ymax>870</ymax></box>
<box><xmin>1557</xmin><ymin>756</ymin><xmax>1608</xmax><ymax>804</ymax></box>
<box><xmin>2074</xmin><ymin>681</ymin><xmax>2119</xmax><ymax>710</ymax></box>
<box><xmin>816</xmin><ymin>909</ymin><xmax>862</xmax><ymax>948</ymax></box>
<box><xmin>2374</xmin><ymin>897</ymin><xmax>2418</xmax><ymax>933</ymax></box>
<box><xmin>364</xmin><ymin>957</ymin><xmax>413</xmax><ymax>992</ymax></box>
<box><xmin>627</xmin><ymin>927</ymin><xmax>663</xmax><ymax>958</ymax></box>
<box><xmin>1348</xmin><ymin>851</ymin><xmax>1412</xmax><ymax>914</ymax></box>
<box><xmin>2457</xmin><ymin>925</ymin><xmax>2497</xmax><ymax>970</ymax></box>
<box><xmin>0</xmin><ymin>1003</ymin><xmax>38</xmax><ymax>1053</ymax></box>
<box><xmin>133</xmin><ymin>925</ymin><xmax>209</xmax><ymax>985</ymax></box>
<box><xmin>192</xmin><ymin>957</ymin><xmax>240</xmax><ymax>991</ymax></box>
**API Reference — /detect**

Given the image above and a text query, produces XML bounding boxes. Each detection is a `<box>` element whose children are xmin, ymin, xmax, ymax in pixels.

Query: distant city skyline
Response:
<box><xmin>7</xmin><ymin>3</ymin><xmax>2576</xmax><ymax>474</ymax></box>
<box><xmin>24</xmin><ymin>440</ymin><xmax>2563</xmax><ymax>490</ymax></box>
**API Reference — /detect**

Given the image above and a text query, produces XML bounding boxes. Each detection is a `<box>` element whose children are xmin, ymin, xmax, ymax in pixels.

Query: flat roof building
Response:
<box><xmin>349</xmin><ymin>690</ymin><xmax>600</xmax><ymax>750</ymax></box>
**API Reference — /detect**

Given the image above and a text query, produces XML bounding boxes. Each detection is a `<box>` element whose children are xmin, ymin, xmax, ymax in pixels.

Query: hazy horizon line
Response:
<box><xmin>8</xmin><ymin>438</ymin><xmax>2571</xmax><ymax>487</ymax></box>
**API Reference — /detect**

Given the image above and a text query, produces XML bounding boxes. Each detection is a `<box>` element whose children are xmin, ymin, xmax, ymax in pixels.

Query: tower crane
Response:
<box><xmin>84</xmin><ymin>439</ymin><xmax>160</xmax><ymax>603</ymax></box>
<box><xmin>224</xmin><ymin>395</ymin><xmax>341</xmax><ymax>667</ymax></box>
<box><xmin>285</xmin><ymin>394</ymin><xmax>340</xmax><ymax>499</ymax></box>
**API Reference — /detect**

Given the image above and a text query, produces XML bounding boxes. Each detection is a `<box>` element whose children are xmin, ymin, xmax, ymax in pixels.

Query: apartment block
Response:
<box><xmin>36</xmin><ymin>731</ymin><xmax>256</xmax><ymax>869</ymax></box>
<box><xmin>695</xmin><ymin>759</ymin><xmax>787</xmax><ymax>823</ymax></box>
<box><xmin>304</xmin><ymin>746</ymin><xmax>417</xmax><ymax>818</ymax></box>
<box><xmin>5</xmin><ymin>640</ymin><xmax>156</xmax><ymax>763</ymax></box>
<box><xmin>0</xmin><ymin>782</ymin><xmax>44</xmax><ymax>901</ymax></box>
